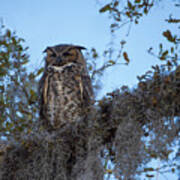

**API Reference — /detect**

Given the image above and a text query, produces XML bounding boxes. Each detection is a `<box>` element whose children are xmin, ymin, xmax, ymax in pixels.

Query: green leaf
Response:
<box><xmin>163</xmin><ymin>30</ymin><xmax>175</xmax><ymax>43</ymax></box>
<box><xmin>88</xmin><ymin>65</ymin><xmax>93</xmax><ymax>71</ymax></box>
<box><xmin>144</xmin><ymin>7</ymin><xmax>148</xmax><ymax>14</ymax></box>
<box><xmin>150</xmin><ymin>152</ymin><xmax>158</xmax><ymax>158</ymax></box>
<box><xmin>160</xmin><ymin>50</ymin><xmax>168</xmax><ymax>60</ymax></box>
<box><xmin>30</xmin><ymin>89</ymin><xmax>35</xmax><ymax>96</ymax></box>
<box><xmin>146</xmin><ymin>174</ymin><xmax>154</xmax><ymax>178</ymax></box>
<box><xmin>6</xmin><ymin>29</ymin><xmax>11</xmax><ymax>38</ymax></box>
<box><xmin>110</xmin><ymin>23</ymin><xmax>119</xmax><ymax>28</ymax></box>
<box><xmin>171</xmin><ymin>47</ymin><xmax>174</xmax><ymax>53</ymax></box>
<box><xmin>36</xmin><ymin>67</ymin><xmax>44</xmax><ymax>76</ymax></box>
<box><xmin>91</xmin><ymin>48</ymin><xmax>98</xmax><ymax>58</ymax></box>
<box><xmin>6</xmin><ymin>122</ymin><xmax>14</xmax><ymax>130</ymax></box>
<box><xmin>123</xmin><ymin>51</ymin><xmax>130</xmax><ymax>63</ymax></box>
<box><xmin>144</xmin><ymin>168</ymin><xmax>154</xmax><ymax>172</ymax></box>
<box><xmin>172</xmin><ymin>168</ymin><xmax>175</xmax><ymax>173</ymax></box>
<box><xmin>0</xmin><ymin>85</ymin><xmax>4</xmax><ymax>91</ymax></box>
<box><xmin>29</xmin><ymin>73</ymin><xmax>35</xmax><ymax>80</ymax></box>
<box><xmin>128</xmin><ymin>1</ymin><xmax>133</xmax><ymax>9</ymax></box>
<box><xmin>108</xmin><ymin>60</ymin><xmax>115</xmax><ymax>65</ymax></box>
<box><xmin>114</xmin><ymin>1</ymin><xmax>119</xmax><ymax>7</ymax></box>
<box><xmin>135</xmin><ymin>0</ymin><xmax>141</xmax><ymax>3</ymax></box>
<box><xmin>126</xmin><ymin>11</ymin><xmax>131</xmax><ymax>18</ymax></box>
<box><xmin>162</xmin><ymin>50</ymin><xmax>168</xmax><ymax>56</ymax></box>
<box><xmin>99</xmin><ymin>4</ymin><xmax>111</xmax><ymax>13</ymax></box>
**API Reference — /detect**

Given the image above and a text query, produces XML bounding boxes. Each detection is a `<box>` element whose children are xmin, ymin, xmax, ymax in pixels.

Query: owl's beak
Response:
<box><xmin>57</xmin><ymin>56</ymin><xmax>62</xmax><ymax>62</ymax></box>
<box><xmin>75</xmin><ymin>45</ymin><xmax>86</xmax><ymax>50</ymax></box>
<box><xmin>55</xmin><ymin>56</ymin><xmax>63</xmax><ymax>66</ymax></box>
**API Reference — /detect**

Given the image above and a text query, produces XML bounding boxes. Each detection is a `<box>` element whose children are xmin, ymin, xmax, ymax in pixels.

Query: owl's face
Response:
<box><xmin>44</xmin><ymin>44</ymin><xmax>86</xmax><ymax>68</ymax></box>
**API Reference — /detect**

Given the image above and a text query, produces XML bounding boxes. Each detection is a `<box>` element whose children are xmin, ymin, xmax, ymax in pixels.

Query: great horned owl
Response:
<box><xmin>39</xmin><ymin>44</ymin><xmax>93</xmax><ymax>130</ymax></box>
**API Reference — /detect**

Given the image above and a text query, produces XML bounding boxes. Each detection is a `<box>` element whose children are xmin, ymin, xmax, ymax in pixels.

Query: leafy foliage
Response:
<box><xmin>99</xmin><ymin>0</ymin><xmax>155</xmax><ymax>31</ymax></box>
<box><xmin>0</xmin><ymin>25</ymin><xmax>41</xmax><ymax>140</ymax></box>
<box><xmin>98</xmin><ymin>0</ymin><xmax>180</xmax><ymax>179</ymax></box>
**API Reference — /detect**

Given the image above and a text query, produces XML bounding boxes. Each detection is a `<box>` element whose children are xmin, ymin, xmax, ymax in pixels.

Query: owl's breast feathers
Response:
<box><xmin>42</xmin><ymin>62</ymin><xmax>93</xmax><ymax>103</ymax></box>
<box><xmin>39</xmin><ymin>62</ymin><xmax>93</xmax><ymax>127</ymax></box>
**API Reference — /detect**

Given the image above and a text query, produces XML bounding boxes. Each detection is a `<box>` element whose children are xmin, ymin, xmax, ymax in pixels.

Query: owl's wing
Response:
<box><xmin>63</xmin><ymin>64</ymin><xmax>94</xmax><ymax>107</ymax></box>
<box><xmin>81</xmin><ymin>73</ymin><xmax>94</xmax><ymax>107</ymax></box>
<box><xmin>38</xmin><ymin>71</ymin><xmax>49</xmax><ymax>111</ymax></box>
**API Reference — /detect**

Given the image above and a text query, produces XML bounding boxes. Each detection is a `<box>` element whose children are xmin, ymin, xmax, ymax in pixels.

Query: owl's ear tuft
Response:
<box><xmin>74</xmin><ymin>46</ymin><xmax>86</xmax><ymax>51</ymax></box>
<box><xmin>43</xmin><ymin>47</ymin><xmax>57</xmax><ymax>53</ymax></box>
<box><xmin>43</xmin><ymin>47</ymin><xmax>57</xmax><ymax>58</ymax></box>
<box><xmin>43</xmin><ymin>47</ymin><xmax>52</xmax><ymax>53</ymax></box>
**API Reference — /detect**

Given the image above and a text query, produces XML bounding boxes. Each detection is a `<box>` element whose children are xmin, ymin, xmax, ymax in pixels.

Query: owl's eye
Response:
<box><xmin>50</xmin><ymin>53</ymin><xmax>56</xmax><ymax>57</ymax></box>
<box><xmin>63</xmin><ymin>52</ymin><xmax>71</xmax><ymax>56</ymax></box>
<box><xmin>47</xmin><ymin>51</ymin><xmax>56</xmax><ymax>58</ymax></box>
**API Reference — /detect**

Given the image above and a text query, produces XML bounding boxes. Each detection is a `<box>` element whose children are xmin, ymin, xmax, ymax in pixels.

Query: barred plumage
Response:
<box><xmin>39</xmin><ymin>44</ymin><xmax>93</xmax><ymax>129</ymax></box>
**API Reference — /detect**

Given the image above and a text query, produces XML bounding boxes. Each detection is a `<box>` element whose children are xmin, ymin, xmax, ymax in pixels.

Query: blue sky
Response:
<box><xmin>1</xmin><ymin>0</ymin><xmax>178</xmax><ymax>95</ymax></box>
<box><xmin>0</xmin><ymin>0</ymin><xmax>179</xmax><ymax>179</ymax></box>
